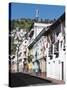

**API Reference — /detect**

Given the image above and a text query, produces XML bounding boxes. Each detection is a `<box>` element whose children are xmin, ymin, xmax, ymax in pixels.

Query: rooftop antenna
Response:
<box><xmin>35</xmin><ymin>9</ymin><xmax>39</xmax><ymax>21</ymax></box>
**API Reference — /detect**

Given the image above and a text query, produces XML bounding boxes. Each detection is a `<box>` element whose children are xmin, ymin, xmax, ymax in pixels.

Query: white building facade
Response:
<box><xmin>46</xmin><ymin>15</ymin><xmax>66</xmax><ymax>81</ymax></box>
<box><xmin>28</xmin><ymin>22</ymin><xmax>52</xmax><ymax>76</ymax></box>
<box><xmin>28</xmin><ymin>13</ymin><xmax>66</xmax><ymax>82</ymax></box>
<box><xmin>11</xmin><ymin>28</ymin><xmax>28</xmax><ymax>72</ymax></box>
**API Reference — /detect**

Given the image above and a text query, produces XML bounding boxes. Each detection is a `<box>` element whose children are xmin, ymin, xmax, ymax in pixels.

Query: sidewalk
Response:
<box><xmin>21</xmin><ymin>71</ymin><xmax>65</xmax><ymax>84</ymax></box>
<box><xmin>45</xmin><ymin>77</ymin><xmax>65</xmax><ymax>84</ymax></box>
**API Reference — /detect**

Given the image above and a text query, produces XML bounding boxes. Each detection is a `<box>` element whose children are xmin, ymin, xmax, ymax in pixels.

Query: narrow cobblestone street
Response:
<box><xmin>9</xmin><ymin>72</ymin><xmax>65</xmax><ymax>87</ymax></box>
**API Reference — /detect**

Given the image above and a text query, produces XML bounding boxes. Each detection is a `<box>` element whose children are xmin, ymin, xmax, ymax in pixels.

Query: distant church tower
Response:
<box><xmin>35</xmin><ymin>9</ymin><xmax>39</xmax><ymax>21</ymax></box>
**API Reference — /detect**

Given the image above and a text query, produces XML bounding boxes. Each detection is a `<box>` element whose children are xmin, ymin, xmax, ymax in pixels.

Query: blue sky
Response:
<box><xmin>10</xmin><ymin>3</ymin><xmax>65</xmax><ymax>20</ymax></box>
